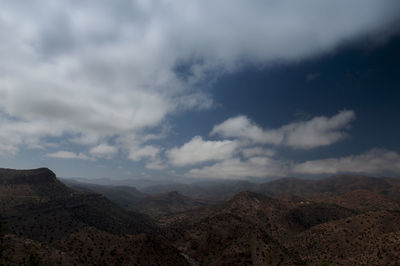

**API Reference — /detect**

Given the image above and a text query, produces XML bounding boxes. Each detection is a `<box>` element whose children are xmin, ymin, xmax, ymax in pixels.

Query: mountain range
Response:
<box><xmin>1</xmin><ymin>167</ymin><xmax>400</xmax><ymax>265</ymax></box>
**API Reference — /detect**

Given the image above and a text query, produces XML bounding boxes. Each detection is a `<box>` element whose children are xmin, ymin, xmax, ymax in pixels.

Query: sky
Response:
<box><xmin>1</xmin><ymin>1</ymin><xmax>400</xmax><ymax>182</ymax></box>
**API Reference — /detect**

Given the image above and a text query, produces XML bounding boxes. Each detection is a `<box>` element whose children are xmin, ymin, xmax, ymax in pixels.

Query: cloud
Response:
<box><xmin>89</xmin><ymin>144</ymin><xmax>118</xmax><ymax>158</ymax></box>
<box><xmin>0</xmin><ymin>117</ymin><xmax>65</xmax><ymax>157</ymax></box>
<box><xmin>186</xmin><ymin>149</ymin><xmax>400</xmax><ymax>179</ymax></box>
<box><xmin>167</xmin><ymin>136</ymin><xmax>238</xmax><ymax>166</ymax></box>
<box><xmin>280</xmin><ymin>110</ymin><xmax>355</xmax><ymax>149</ymax></box>
<box><xmin>187</xmin><ymin>157</ymin><xmax>288</xmax><ymax>179</ymax></box>
<box><xmin>117</xmin><ymin>134</ymin><xmax>163</xmax><ymax>167</ymax></box>
<box><xmin>180</xmin><ymin>110</ymin><xmax>400</xmax><ymax>179</ymax></box>
<box><xmin>241</xmin><ymin>147</ymin><xmax>276</xmax><ymax>158</ymax></box>
<box><xmin>211</xmin><ymin>110</ymin><xmax>355</xmax><ymax>149</ymax></box>
<box><xmin>0</xmin><ymin>1</ymin><xmax>399</xmax><ymax>158</ymax></box>
<box><xmin>145</xmin><ymin>159</ymin><xmax>167</xmax><ymax>170</ymax></box>
<box><xmin>211</xmin><ymin>115</ymin><xmax>283</xmax><ymax>145</ymax></box>
<box><xmin>292</xmin><ymin>149</ymin><xmax>400</xmax><ymax>175</ymax></box>
<box><xmin>128</xmin><ymin>145</ymin><xmax>160</xmax><ymax>162</ymax></box>
<box><xmin>45</xmin><ymin>151</ymin><xmax>91</xmax><ymax>160</ymax></box>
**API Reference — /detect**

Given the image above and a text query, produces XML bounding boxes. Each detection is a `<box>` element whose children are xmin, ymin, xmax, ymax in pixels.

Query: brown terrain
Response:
<box><xmin>1</xmin><ymin>167</ymin><xmax>400</xmax><ymax>265</ymax></box>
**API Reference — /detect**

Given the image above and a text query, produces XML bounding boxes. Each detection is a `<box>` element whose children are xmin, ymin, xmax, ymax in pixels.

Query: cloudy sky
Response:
<box><xmin>1</xmin><ymin>1</ymin><xmax>400</xmax><ymax>181</ymax></box>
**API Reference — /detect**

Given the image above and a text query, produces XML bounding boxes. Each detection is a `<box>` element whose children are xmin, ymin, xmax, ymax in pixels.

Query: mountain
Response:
<box><xmin>160</xmin><ymin>191</ymin><xmax>302</xmax><ymax>265</ymax></box>
<box><xmin>139</xmin><ymin>175</ymin><xmax>400</xmax><ymax>203</ymax></box>
<box><xmin>0</xmin><ymin>168</ymin><xmax>152</xmax><ymax>240</ymax></box>
<box><xmin>255</xmin><ymin>174</ymin><xmax>400</xmax><ymax>200</ymax></box>
<box><xmin>2</xmin><ymin>168</ymin><xmax>400</xmax><ymax>265</ymax></box>
<box><xmin>158</xmin><ymin>175</ymin><xmax>400</xmax><ymax>265</ymax></box>
<box><xmin>0</xmin><ymin>168</ymin><xmax>188</xmax><ymax>265</ymax></box>
<box><xmin>129</xmin><ymin>191</ymin><xmax>217</xmax><ymax>218</ymax></box>
<box><xmin>160</xmin><ymin>191</ymin><xmax>359</xmax><ymax>265</ymax></box>
<box><xmin>62</xmin><ymin>178</ymin><xmax>146</xmax><ymax>208</ymax></box>
<box><xmin>287</xmin><ymin>210</ymin><xmax>400</xmax><ymax>265</ymax></box>
<box><xmin>62</xmin><ymin>179</ymin><xmax>217</xmax><ymax>218</ymax></box>
<box><xmin>63</xmin><ymin>176</ymin><xmax>181</xmax><ymax>189</ymax></box>
<box><xmin>314</xmin><ymin>189</ymin><xmax>400</xmax><ymax>211</ymax></box>
<box><xmin>141</xmin><ymin>180</ymin><xmax>256</xmax><ymax>200</ymax></box>
<box><xmin>0</xmin><ymin>231</ymin><xmax>79</xmax><ymax>265</ymax></box>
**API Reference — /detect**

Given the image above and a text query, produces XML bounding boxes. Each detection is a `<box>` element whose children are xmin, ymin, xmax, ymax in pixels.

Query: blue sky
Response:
<box><xmin>1</xmin><ymin>1</ymin><xmax>400</xmax><ymax>181</ymax></box>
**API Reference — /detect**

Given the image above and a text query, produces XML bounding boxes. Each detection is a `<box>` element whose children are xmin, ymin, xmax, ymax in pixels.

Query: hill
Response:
<box><xmin>255</xmin><ymin>175</ymin><xmax>400</xmax><ymax>200</ymax></box>
<box><xmin>0</xmin><ymin>168</ymin><xmax>188</xmax><ymax>265</ymax></box>
<box><xmin>129</xmin><ymin>191</ymin><xmax>217</xmax><ymax>218</ymax></box>
<box><xmin>62</xmin><ymin>178</ymin><xmax>146</xmax><ymax>208</ymax></box>
<box><xmin>158</xmin><ymin>175</ymin><xmax>400</xmax><ymax>265</ymax></box>
<box><xmin>140</xmin><ymin>180</ymin><xmax>256</xmax><ymax>200</ymax></box>
<box><xmin>160</xmin><ymin>191</ymin><xmax>359</xmax><ymax>265</ymax></box>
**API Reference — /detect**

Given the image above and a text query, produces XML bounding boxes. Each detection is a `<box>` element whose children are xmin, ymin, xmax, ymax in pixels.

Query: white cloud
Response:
<box><xmin>45</xmin><ymin>151</ymin><xmax>91</xmax><ymax>160</ymax></box>
<box><xmin>89</xmin><ymin>144</ymin><xmax>118</xmax><ymax>158</ymax></box>
<box><xmin>167</xmin><ymin>136</ymin><xmax>238</xmax><ymax>166</ymax></box>
<box><xmin>292</xmin><ymin>149</ymin><xmax>400</xmax><ymax>175</ymax></box>
<box><xmin>0</xmin><ymin>1</ymin><xmax>398</xmax><ymax>157</ymax></box>
<box><xmin>211</xmin><ymin>115</ymin><xmax>283</xmax><ymax>145</ymax></box>
<box><xmin>212</xmin><ymin>110</ymin><xmax>355</xmax><ymax>149</ymax></box>
<box><xmin>186</xmin><ymin>149</ymin><xmax>400</xmax><ymax>179</ymax></box>
<box><xmin>187</xmin><ymin>157</ymin><xmax>288</xmax><ymax>179</ymax></box>
<box><xmin>281</xmin><ymin>110</ymin><xmax>355</xmax><ymax>149</ymax></box>
<box><xmin>241</xmin><ymin>147</ymin><xmax>276</xmax><ymax>158</ymax></box>
<box><xmin>0</xmin><ymin>117</ymin><xmax>65</xmax><ymax>157</ymax></box>
<box><xmin>128</xmin><ymin>145</ymin><xmax>160</xmax><ymax>162</ymax></box>
<box><xmin>146</xmin><ymin>159</ymin><xmax>167</xmax><ymax>170</ymax></box>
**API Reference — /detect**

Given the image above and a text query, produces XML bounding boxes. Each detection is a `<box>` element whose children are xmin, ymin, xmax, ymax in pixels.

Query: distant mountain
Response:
<box><xmin>141</xmin><ymin>180</ymin><xmax>256</xmax><ymax>200</ymax></box>
<box><xmin>314</xmin><ymin>189</ymin><xmax>400</xmax><ymax>211</ymax></box>
<box><xmin>139</xmin><ymin>175</ymin><xmax>400</xmax><ymax>203</ymax></box>
<box><xmin>62</xmin><ymin>178</ymin><xmax>146</xmax><ymax>208</ymax></box>
<box><xmin>62</xmin><ymin>179</ymin><xmax>219</xmax><ymax>218</ymax></box>
<box><xmin>63</xmin><ymin>176</ymin><xmax>182</xmax><ymax>189</ymax></box>
<box><xmin>254</xmin><ymin>174</ymin><xmax>400</xmax><ymax>204</ymax></box>
<box><xmin>129</xmin><ymin>191</ymin><xmax>217</xmax><ymax>218</ymax></box>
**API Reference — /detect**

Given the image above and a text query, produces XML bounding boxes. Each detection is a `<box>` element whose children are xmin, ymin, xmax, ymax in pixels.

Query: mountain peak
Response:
<box><xmin>0</xmin><ymin>167</ymin><xmax>57</xmax><ymax>185</ymax></box>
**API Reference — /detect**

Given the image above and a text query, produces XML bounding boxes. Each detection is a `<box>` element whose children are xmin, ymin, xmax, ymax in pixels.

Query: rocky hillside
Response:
<box><xmin>159</xmin><ymin>182</ymin><xmax>400</xmax><ymax>265</ymax></box>
<box><xmin>0</xmin><ymin>168</ymin><xmax>188</xmax><ymax>265</ymax></box>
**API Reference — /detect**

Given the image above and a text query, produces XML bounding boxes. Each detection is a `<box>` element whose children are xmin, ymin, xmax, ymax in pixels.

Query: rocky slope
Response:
<box><xmin>0</xmin><ymin>168</ymin><xmax>188</xmax><ymax>265</ymax></box>
<box><xmin>160</xmin><ymin>186</ymin><xmax>400</xmax><ymax>265</ymax></box>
